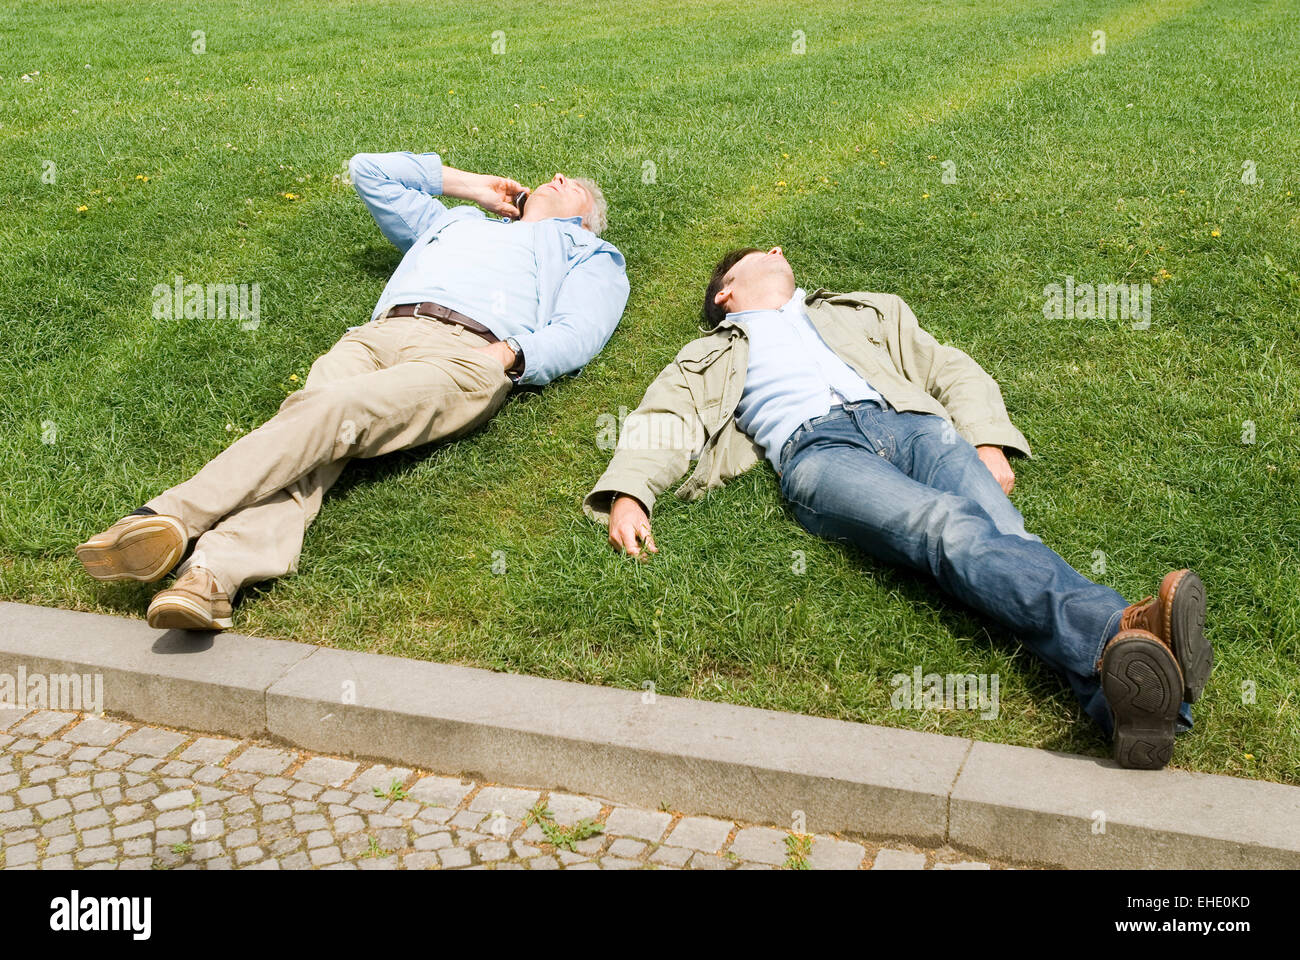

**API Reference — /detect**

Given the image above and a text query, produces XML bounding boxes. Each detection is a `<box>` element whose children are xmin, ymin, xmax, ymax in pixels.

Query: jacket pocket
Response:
<box><xmin>677</xmin><ymin>350</ymin><xmax>727</xmax><ymax>420</ymax></box>
<box><xmin>678</xmin><ymin>347</ymin><xmax>727</xmax><ymax>374</ymax></box>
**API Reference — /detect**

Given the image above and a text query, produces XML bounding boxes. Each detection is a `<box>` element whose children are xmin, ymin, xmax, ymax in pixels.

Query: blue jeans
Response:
<box><xmin>778</xmin><ymin>400</ymin><xmax>1193</xmax><ymax>736</ymax></box>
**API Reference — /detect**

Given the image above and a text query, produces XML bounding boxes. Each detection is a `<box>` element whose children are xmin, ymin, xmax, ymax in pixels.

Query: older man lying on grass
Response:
<box><xmin>76</xmin><ymin>149</ymin><xmax>628</xmax><ymax>633</ymax></box>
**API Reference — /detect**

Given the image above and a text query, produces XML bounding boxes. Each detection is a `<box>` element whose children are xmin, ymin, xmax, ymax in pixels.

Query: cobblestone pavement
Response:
<box><xmin>0</xmin><ymin>708</ymin><xmax>1037</xmax><ymax>870</ymax></box>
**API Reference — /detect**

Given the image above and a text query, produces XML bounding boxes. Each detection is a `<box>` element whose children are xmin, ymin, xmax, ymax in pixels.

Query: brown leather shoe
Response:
<box><xmin>1100</xmin><ymin>628</ymin><xmax>1183</xmax><ymax>770</ymax></box>
<box><xmin>1119</xmin><ymin>569</ymin><xmax>1210</xmax><ymax>703</ymax></box>
<box><xmin>147</xmin><ymin>567</ymin><xmax>233</xmax><ymax>631</ymax></box>
<box><xmin>76</xmin><ymin>513</ymin><xmax>187</xmax><ymax>583</ymax></box>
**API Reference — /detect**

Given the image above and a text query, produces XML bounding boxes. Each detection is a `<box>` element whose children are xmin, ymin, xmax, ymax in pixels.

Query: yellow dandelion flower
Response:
<box><xmin>928</xmin><ymin>154</ymin><xmax>937</xmax><ymax>160</ymax></box>
<box><xmin>289</xmin><ymin>374</ymin><xmax>299</xmax><ymax>382</ymax></box>
<box><xmin>76</xmin><ymin>204</ymin><xmax>88</xmax><ymax>212</ymax></box>
<box><xmin>776</xmin><ymin>180</ymin><xmax>786</xmax><ymax>186</ymax></box>
<box><xmin>1244</xmin><ymin>753</ymin><xmax>1254</xmax><ymax>760</ymax></box>
<box><xmin>1211</xmin><ymin>229</ymin><xmax>1221</xmax><ymax>237</ymax></box>
<box><xmin>922</xmin><ymin>192</ymin><xmax>930</xmax><ymax>199</ymax></box>
<box><xmin>135</xmin><ymin>174</ymin><xmax>149</xmax><ymax>181</ymax></box>
<box><xmin>281</xmin><ymin>192</ymin><xmax>299</xmax><ymax>200</ymax></box>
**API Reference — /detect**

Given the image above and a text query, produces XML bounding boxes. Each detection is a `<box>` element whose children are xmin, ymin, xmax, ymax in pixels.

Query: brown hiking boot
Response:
<box><xmin>147</xmin><ymin>567</ymin><xmax>233</xmax><ymax>631</ymax></box>
<box><xmin>76</xmin><ymin>513</ymin><xmax>187</xmax><ymax>583</ymax></box>
<box><xmin>1119</xmin><ymin>569</ymin><xmax>1211</xmax><ymax>703</ymax></box>
<box><xmin>1100</xmin><ymin>628</ymin><xmax>1183</xmax><ymax>770</ymax></box>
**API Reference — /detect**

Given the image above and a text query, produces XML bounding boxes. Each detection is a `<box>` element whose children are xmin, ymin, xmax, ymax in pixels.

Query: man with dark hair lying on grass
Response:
<box><xmin>584</xmin><ymin>245</ymin><xmax>1211</xmax><ymax>770</ymax></box>
<box><xmin>75</xmin><ymin>150</ymin><xmax>627</xmax><ymax>632</ymax></box>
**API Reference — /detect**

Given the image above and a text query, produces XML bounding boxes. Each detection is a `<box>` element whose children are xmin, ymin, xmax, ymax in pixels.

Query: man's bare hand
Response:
<box><xmin>472</xmin><ymin>339</ymin><xmax>517</xmax><ymax>371</ymax></box>
<box><xmin>471</xmin><ymin>174</ymin><xmax>527</xmax><ymax>218</ymax></box>
<box><xmin>977</xmin><ymin>445</ymin><xmax>1015</xmax><ymax>495</ymax></box>
<box><xmin>609</xmin><ymin>495</ymin><xmax>657</xmax><ymax>558</ymax></box>
<box><xmin>441</xmin><ymin>166</ymin><xmax>527</xmax><ymax>218</ymax></box>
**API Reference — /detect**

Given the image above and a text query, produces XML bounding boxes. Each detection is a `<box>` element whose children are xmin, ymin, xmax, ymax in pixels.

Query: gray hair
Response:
<box><xmin>573</xmin><ymin>176</ymin><xmax>608</xmax><ymax>236</ymax></box>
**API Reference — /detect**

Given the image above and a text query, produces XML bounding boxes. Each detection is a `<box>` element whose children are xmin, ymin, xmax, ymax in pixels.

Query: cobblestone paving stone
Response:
<box><xmin>0</xmin><ymin>708</ymin><xmax>1041</xmax><ymax>870</ymax></box>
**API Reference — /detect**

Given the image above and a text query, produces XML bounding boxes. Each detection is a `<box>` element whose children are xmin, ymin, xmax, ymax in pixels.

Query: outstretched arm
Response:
<box><xmin>583</xmin><ymin>356</ymin><xmax>707</xmax><ymax>556</ymax></box>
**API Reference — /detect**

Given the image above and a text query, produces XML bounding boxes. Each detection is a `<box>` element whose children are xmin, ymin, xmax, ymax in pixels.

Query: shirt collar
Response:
<box><xmin>495</xmin><ymin>214</ymin><xmax>586</xmax><ymax>226</ymax></box>
<box><xmin>729</xmin><ymin>287</ymin><xmax>807</xmax><ymax>325</ymax></box>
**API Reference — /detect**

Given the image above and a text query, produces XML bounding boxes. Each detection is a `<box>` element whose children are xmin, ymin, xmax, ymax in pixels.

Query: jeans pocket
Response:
<box><xmin>861</xmin><ymin>424</ymin><xmax>897</xmax><ymax>461</ymax></box>
<box><xmin>779</xmin><ymin>427</ymin><xmax>805</xmax><ymax>471</ymax></box>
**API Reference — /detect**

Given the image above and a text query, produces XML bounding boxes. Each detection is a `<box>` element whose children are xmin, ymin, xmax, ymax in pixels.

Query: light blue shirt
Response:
<box><xmin>349</xmin><ymin>151</ymin><xmax>629</xmax><ymax>387</ymax></box>
<box><xmin>734</xmin><ymin>289</ymin><xmax>885</xmax><ymax>470</ymax></box>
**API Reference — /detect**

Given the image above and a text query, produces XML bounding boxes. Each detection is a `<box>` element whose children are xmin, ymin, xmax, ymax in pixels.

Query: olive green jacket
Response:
<box><xmin>583</xmin><ymin>288</ymin><xmax>1031</xmax><ymax>524</ymax></box>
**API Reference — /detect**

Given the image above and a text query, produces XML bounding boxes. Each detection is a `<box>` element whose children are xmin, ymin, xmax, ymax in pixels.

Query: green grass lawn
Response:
<box><xmin>3</xmin><ymin>0</ymin><xmax>1298</xmax><ymax>784</ymax></box>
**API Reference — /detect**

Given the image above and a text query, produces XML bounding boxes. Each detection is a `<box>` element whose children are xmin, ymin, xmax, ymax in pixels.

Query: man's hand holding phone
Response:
<box><xmin>440</xmin><ymin>166</ymin><xmax>527</xmax><ymax>218</ymax></box>
<box><xmin>469</xmin><ymin>174</ymin><xmax>527</xmax><ymax>218</ymax></box>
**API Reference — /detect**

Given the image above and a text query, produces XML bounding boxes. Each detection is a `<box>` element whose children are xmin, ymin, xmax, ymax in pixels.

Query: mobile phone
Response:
<box><xmin>513</xmin><ymin>190</ymin><xmax>529</xmax><ymax>218</ymax></box>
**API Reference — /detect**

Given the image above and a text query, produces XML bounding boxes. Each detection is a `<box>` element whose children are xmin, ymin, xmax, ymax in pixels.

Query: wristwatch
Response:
<box><xmin>504</xmin><ymin>337</ymin><xmax>525</xmax><ymax>383</ymax></box>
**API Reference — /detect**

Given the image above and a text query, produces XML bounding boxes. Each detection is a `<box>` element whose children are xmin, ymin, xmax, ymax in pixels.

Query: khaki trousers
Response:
<box><xmin>148</xmin><ymin>314</ymin><xmax>512</xmax><ymax>595</ymax></box>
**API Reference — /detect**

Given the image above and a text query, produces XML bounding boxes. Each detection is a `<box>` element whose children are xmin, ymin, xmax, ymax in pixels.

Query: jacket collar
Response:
<box><xmin>712</xmin><ymin>317</ymin><xmax>748</xmax><ymax>337</ymax></box>
<box><xmin>807</xmin><ymin>287</ymin><xmax>860</xmax><ymax>306</ymax></box>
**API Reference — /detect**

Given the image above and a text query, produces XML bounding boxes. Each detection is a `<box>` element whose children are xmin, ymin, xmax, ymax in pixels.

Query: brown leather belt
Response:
<box><xmin>381</xmin><ymin>302</ymin><xmax>499</xmax><ymax>344</ymax></box>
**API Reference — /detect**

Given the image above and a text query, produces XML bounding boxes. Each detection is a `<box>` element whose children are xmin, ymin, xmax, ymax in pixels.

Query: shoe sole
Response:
<box><xmin>1102</xmin><ymin>633</ymin><xmax>1183</xmax><ymax>770</ymax></box>
<box><xmin>146</xmin><ymin>594</ymin><xmax>232</xmax><ymax>631</ymax></box>
<box><xmin>1164</xmin><ymin>570</ymin><xmax>1211</xmax><ymax>703</ymax></box>
<box><xmin>76</xmin><ymin>515</ymin><xmax>187</xmax><ymax>583</ymax></box>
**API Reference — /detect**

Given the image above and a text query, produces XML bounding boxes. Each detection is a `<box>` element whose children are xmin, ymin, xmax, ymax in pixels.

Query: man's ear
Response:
<box><xmin>713</xmin><ymin>285</ymin><xmax>731</xmax><ymax>309</ymax></box>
